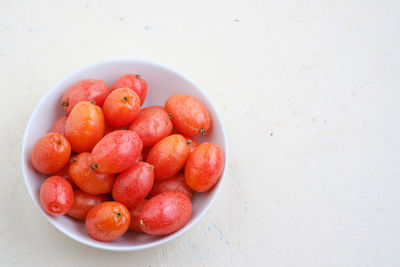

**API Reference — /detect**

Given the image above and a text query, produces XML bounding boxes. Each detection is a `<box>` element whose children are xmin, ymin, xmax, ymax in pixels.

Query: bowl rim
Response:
<box><xmin>21</xmin><ymin>58</ymin><xmax>229</xmax><ymax>251</ymax></box>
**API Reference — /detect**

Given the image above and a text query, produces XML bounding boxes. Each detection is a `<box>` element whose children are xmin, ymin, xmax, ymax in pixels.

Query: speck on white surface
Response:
<box><xmin>1</xmin><ymin>0</ymin><xmax>400</xmax><ymax>266</ymax></box>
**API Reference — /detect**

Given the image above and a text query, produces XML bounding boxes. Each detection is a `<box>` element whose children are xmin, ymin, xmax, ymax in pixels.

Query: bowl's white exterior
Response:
<box><xmin>21</xmin><ymin>59</ymin><xmax>228</xmax><ymax>251</ymax></box>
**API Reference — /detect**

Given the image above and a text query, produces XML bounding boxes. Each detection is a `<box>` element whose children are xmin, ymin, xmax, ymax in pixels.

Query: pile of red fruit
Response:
<box><xmin>30</xmin><ymin>74</ymin><xmax>224</xmax><ymax>242</ymax></box>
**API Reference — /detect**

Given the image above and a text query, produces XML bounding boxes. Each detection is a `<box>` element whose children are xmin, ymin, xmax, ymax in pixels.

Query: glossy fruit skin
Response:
<box><xmin>146</xmin><ymin>134</ymin><xmax>190</xmax><ymax>180</ymax></box>
<box><xmin>53</xmin><ymin>156</ymin><xmax>77</xmax><ymax>189</ymax></box>
<box><xmin>171</xmin><ymin>129</ymin><xmax>199</xmax><ymax>153</ymax></box>
<box><xmin>128</xmin><ymin>199</ymin><xmax>148</xmax><ymax>232</ymax></box>
<box><xmin>147</xmin><ymin>173</ymin><xmax>193</xmax><ymax>199</ymax></box>
<box><xmin>103</xmin><ymin>88</ymin><xmax>140</xmax><ymax>127</ymax></box>
<box><xmin>184</xmin><ymin>143</ymin><xmax>224</xmax><ymax>192</ymax></box>
<box><xmin>139</xmin><ymin>192</ymin><xmax>192</xmax><ymax>235</ymax></box>
<box><xmin>112</xmin><ymin>74</ymin><xmax>147</xmax><ymax>105</ymax></box>
<box><xmin>86</xmin><ymin>202</ymin><xmax>130</xmax><ymax>242</ymax></box>
<box><xmin>165</xmin><ymin>94</ymin><xmax>211</xmax><ymax>137</ymax></box>
<box><xmin>49</xmin><ymin>115</ymin><xmax>68</xmax><ymax>136</ymax></box>
<box><xmin>69</xmin><ymin>152</ymin><xmax>115</xmax><ymax>195</ymax></box>
<box><xmin>61</xmin><ymin>79</ymin><xmax>110</xmax><ymax>113</ymax></box>
<box><xmin>112</xmin><ymin>162</ymin><xmax>154</xmax><ymax>209</ymax></box>
<box><xmin>91</xmin><ymin>130</ymin><xmax>143</xmax><ymax>174</ymax></box>
<box><xmin>67</xmin><ymin>190</ymin><xmax>110</xmax><ymax>220</ymax></box>
<box><xmin>31</xmin><ymin>133</ymin><xmax>71</xmax><ymax>174</ymax></box>
<box><xmin>40</xmin><ymin>176</ymin><xmax>74</xmax><ymax>216</ymax></box>
<box><xmin>65</xmin><ymin>101</ymin><xmax>105</xmax><ymax>153</ymax></box>
<box><xmin>129</xmin><ymin>106</ymin><xmax>173</xmax><ymax>147</ymax></box>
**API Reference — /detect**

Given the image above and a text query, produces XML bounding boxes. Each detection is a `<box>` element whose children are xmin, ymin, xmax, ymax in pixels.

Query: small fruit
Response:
<box><xmin>61</xmin><ymin>79</ymin><xmax>110</xmax><ymax>113</ymax></box>
<box><xmin>85</xmin><ymin>202</ymin><xmax>130</xmax><ymax>242</ymax></box>
<box><xmin>146</xmin><ymin>134</ymin><xmax>190</xmax><ymax>180</ymax></box>
<box><xmin>65</xmin><ymin>101</ymin><xmax>105</xmax><ymax>153</ymax></box>
<box><xmin>40</xmin><ymin>176</ymin><xmax>74</xmax><ymax>216</ymax></box>
<box><xmin>69</xmin><ymin>152</ymin><xmax>115</xmax><ymax>195</ymax></box>
<box><xmin>52</xmin><ymin>155</ymin><xmax>77</xmax><ymax>189</ymax></box>
<box><xmin>128</xmin><ymin>199</ymin><xmax>148</xmax><ymax>232</ymax></box>
<box><xmin>129</xmin><ymin>106</ymin><xmax>173</xmax><ymax>147</ymax></box>
<box><xmin>67</xmin><ymin>190</ymin><xmax>110</xmax><ymax>220</ymax></box>
<box><xmin>49</xmin><ymin>115</ymin><xmax>68</xmax><ymax>136</ymax></box>
<box><xmin>112</xmin><ymin>74</ymin><xmax>147</xmax><ymax>105</ymax></box>
<box><xmin>139</xmin><ymin>192</ymin><xmax>192</xmax><ymax>235</ymax></box>
<box><xmin>103</xmin><ymin>88</ymin><xmax>140</xmax><ymax>127</ymax></box>
<box><xmin>31</xmin><ymin>133</ymin><xmax>71</xmax><ymax>174</ymax></box>
<box><xmin>165</xmin><ymin>94</ymin><xmax>211</xmax><ymax>136</ymax></box>
<box><xmin>184</xmin><ymin>143</ymin><xmax>224</xmax><ymax>192</ymax></box>
<box><xmin>91</xmin><ymin>130</ymin><xmax>143</xmax><ymax>174</ymax></box>
<box><xmin>147</xmin><ymin>173</ymin><xmax>193</xmax><ymax>199</ymax></box>
<box><xmin>112</xmin><ymin>162</ymin><xmax>154</xmax><ymax>209</ymax></box>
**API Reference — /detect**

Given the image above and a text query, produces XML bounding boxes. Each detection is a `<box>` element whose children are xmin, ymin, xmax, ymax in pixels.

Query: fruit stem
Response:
<box><xmin>140</xmin><ymin>219</ymin><xmax>145</xmax><ymax>227</ymax></box>
<box><xmin>115</xmin><ymin>212</ymin><xmax>122</xmax><ymax>219</ymax></box>
<box><xmin>90</xmin><ymin>100</ymin><xmax>96</xmax><ymax>105</ymax></box>
<box><xmin>168</xmin><ymin>113</ymin><xmax>172</xmax><ymax>119</ymax></box>
<box><xmin>90</xmin><ymin>164</ymin><xmax>98</xmax><ymax>171</ymax></box>
<box><xmin>57</xmin><ymin>141</ymin><xmax>62</xmax><ymax>145</ymax></box>
<box><xmin>61</xmin><ymin>100</ymin><xmax>69</xmax><ymax>107</ymax></box>
<box><xmin>71</xmin><ymin>157</ymin><xmax>77</xmax><ymax>163</ymax></box>
<box><xmin>200</xmin><ymin>128</ymin><xmax>206</xmax><ymax>135</ymax></box>
<box><xmin>123</xmin><ymin>96</ymin><xmax>129</xmax><ymax>102</ymax></box>
<box><xmin>186</xmin><ymin>139</ymin><xmax>192</xmax><ymax>145</ymax></box>
<box><xmin>136</xmin><ymin>74</ymin><xmax>141</xmax><ymax>79</ymax></box>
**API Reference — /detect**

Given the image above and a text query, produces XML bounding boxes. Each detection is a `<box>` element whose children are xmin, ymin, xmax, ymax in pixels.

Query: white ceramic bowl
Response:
<box><xmin>21</xmin><ymin>59</ymin><xmax>228</xmax><ymax>251</ymax></box>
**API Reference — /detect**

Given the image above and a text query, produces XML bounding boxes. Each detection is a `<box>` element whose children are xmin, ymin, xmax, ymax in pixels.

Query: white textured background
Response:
<box><xmin>1</xmin><ymin>0</ymin><xmax>400</xmax><ymax>266</ymax></box>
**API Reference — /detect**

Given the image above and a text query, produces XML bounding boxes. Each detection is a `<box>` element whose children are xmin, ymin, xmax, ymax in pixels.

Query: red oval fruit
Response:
<box><xmin>171</xmin><ymin>129</ymin><xmax>199</xmax><ymax>153</ymax></box>
<box><xmin>129</xmin><ymin>106</ymin><xmax>173</xmax><ymax>147</ymax></box>
<box><xmin>112</xmin><ymin>74</ymin><xmax>147</xmax><ymax>105</ymax></box>
<box><xmin>139</xmin><ymin>192</ymin><xmax>192</xmax><ymax>235</ymax></box>
<box><xmin>31</xmin><ymin>133</ymin><xmax>71</xmax><ymax>174</ymax></box>
<box><xmin>91</xmin><ymin>130</ymin><xmax>143</xmax><ymax>174</ymax></box>
<box><xmin>165</xmin><ymin>94</ymin><xmax>211</xmax><ymax>136</ymax></box>
<box><xmin>49</xmin><ymin>115</ymin><xmax>68</xmax><ymax>136</ymax></box>
<box><xmin>184</xmin><ymin>143</ymin><xmax>224</xmax><ymax>192</ymax></box>
<box><xmin>103</xmin><ymin>88</ymin><xmax>140</xmax><ymax>127</ymax></box>
<box><xmin>147</xmin><ymin>173</ymin><xmax>193</xmax><ymax>199</ymax></box>
<box><xmin>69</xmin><ymin>152</ymin><xmax>115</xmax><ymax>195</ymax></box>
<box><xmin>67</xmin><ymin>190</ymin><xmax>110</xmax><ymax>220</ymax></box>
<box><xmin>52</xmin><ymin>156</ymin><xmax>77</xmax><ymax>189</ymax></box>
<box><xmin>146</xmin><ymin>134</ymin><xmax>190</xmax><ymax>180</ymax></box>
<box><xmin>112</xmin><ymin>162</ymin><xmax>154</xmax><ymax>209</ymax></box>
<box><xmin>61</xmin><ymin>79</ymin><xmax>110</xmax><ymax>113</ymax></box>
<box><xmin>65</xmin><ymin>101</ymin><xmax>105</xmax><ymax>153</ymax></box>
<box><xmin>85</xmin><ymin>202</ymin><xmax>130</xmax><ymax>242</ymax></box>
<box><xmin>40</xmin><ymin>176</ymin><xmax>74</xmax><ymax>216</ymax></box>
<box><xmin>128</xmin><ymin>199</ymin><xmax>148</xmax><ymax>232</ymax></box>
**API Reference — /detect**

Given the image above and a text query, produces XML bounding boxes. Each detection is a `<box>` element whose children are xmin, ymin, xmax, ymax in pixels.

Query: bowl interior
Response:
<box><xmin>21</xmin><ymin>59</ymin><xmax>228</xmax><ymax>251</ymax></box>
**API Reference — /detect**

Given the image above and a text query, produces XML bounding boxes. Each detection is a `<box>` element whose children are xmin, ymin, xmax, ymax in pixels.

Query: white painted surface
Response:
<box><xmin>1</xmin><ymin>0</ymin><xmax>400</xmax><ymax>266</ymax></box>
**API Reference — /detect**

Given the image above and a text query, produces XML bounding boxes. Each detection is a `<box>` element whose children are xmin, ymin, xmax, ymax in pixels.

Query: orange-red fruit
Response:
<box><xmin>40</xmin><ymin>176</ymin><xmax>74</xmax><ymax>216</ymax></box>
<box><xmin>65</xmin><ymin>101</ymin><xmax>105</xmax><ymax>153</ymax></box>
<box><xmin>49</xmin><ymin>115</ymin><xmax>68</xmax><ymax>136</ymax></box>
<box><xmin>103</xmin><ymin>88</ymin><xmax>140</xmax><ymax>127</ymax></box>
<box><xmin>69</xmin><ymin>152</ymin><xmax>115</xmax><ymax>195</ymax></box>
<box><xmin>31</xmin><ymin>133</ymin><xmax>71</xmax><ymax>174</ymax></box>
<box><xmin>139</xmin><ymin>192</ymin><xmax>192</xmax><ymax>235</ymax></box>
<box><xmin>67</xmin><ymin>190</ymin><xmax>110</xmax><ymax>220</ymax></box>
<box><xmin>147</xmin><ymin>173</ymin><xmax>193</xmax><ymax>199</ymax></box>
<box><xmin>129</xmin><ymin>106</ymin><xmax>173</xmax><ymax>147</ymax></box>
<box><xmin>112</xmin><ymin>74</ymin><xmax>147</xmax><ymax>105</ymax></box>
<box><xmin>61</xmin><ymin>79</ymin><xmax>110</xmax><ymax>113</ymax></box>
<box><xmin>85</xmin><ymin>202</ymin><xmax>130</xmax><ymax>242</ymax></box>
<box><xmin>146</xmin><ymin>134</ymin><xmax>190</xmax><ymax>180</ymax></box>
<box><xmin>112</xmin><ymin>162</ymin><xmax>154</xmax><ymax>209</ymax></box>
<box><xmin>184</xmin><ymin>143</ymin><xmax>224</xmax><ymax>192</ymax></box>
<box><xmin>128</xmin><ymin>199</ymin><xmax>148</xmax><ymax>232</ymax></box>
<box><xmin>91</xmin><ymin>130</ymin><xmax>143</xmax><ymax>174</ymax></box>
<box><xmin>53</xmin><ymin>156</ymin><xmax>77</xmax><ymax>189</ymax></box>
<box><xmin>165</xmin><ymin>94</ymin><xmax>211</xmax><ymax>137</ymax></box>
